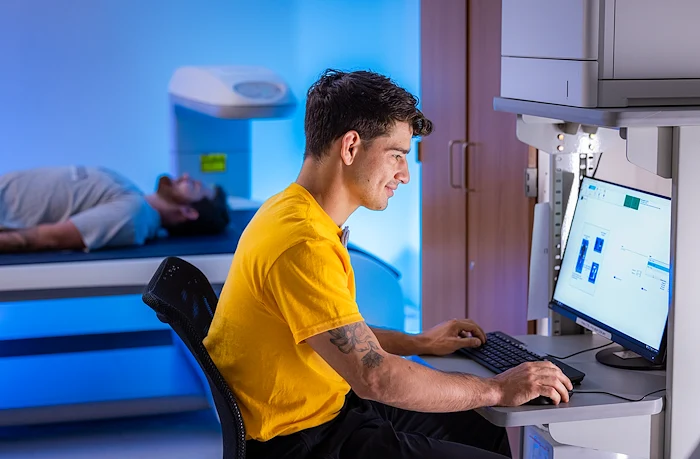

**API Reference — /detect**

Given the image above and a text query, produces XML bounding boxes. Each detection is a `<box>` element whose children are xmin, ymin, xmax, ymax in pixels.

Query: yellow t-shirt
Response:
<box><xmin>204</xmin><ymin>183</ymin><xmax>364</xmax><ymax>442</ymax></box>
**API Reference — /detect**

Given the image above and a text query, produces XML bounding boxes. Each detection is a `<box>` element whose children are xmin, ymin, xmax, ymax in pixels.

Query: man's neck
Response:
<box><xmin>144</xmin><ymin>194</ymin><xmax>169</xmax><ymax>219</ymax></box>
<box><xmin>295</xmin><ymin>160</ymin><xmax>357</xmax><ymax>227</ymax></box>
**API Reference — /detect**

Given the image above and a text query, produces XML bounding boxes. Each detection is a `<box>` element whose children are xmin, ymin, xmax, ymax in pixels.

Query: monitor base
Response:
<box><xmin>595</xmin><ymin>346</ymin><xmax>665</xmax><ymax>371</ymax></box>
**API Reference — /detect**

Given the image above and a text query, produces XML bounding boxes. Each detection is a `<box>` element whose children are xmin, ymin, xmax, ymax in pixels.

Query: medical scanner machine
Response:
<box><xmin>0</xmin><ymin>66</ymin><xmax>405</xmax><ymax>426</ymax></box>
<box><xmin>485</xmin><ymin>1</ymin><xmax>700</xmax><ymax>458</ymax></box>
<box><xmin>169</xmin><ymin>66</ymin><xmax>295</xmax><ymax>200</ymax></box>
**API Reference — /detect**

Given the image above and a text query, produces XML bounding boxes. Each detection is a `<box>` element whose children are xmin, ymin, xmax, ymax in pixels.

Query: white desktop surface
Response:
<box><xmin>420</xmin><ymin>334</ymin><xmax>666</xmax><ymax>428</ymax></box>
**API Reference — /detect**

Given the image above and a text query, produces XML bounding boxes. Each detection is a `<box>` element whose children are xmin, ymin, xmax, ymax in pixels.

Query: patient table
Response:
<box><xmin>0</xmin><ymin>208</ymin><xmax>404</xmax><ymax>426</ymax></box>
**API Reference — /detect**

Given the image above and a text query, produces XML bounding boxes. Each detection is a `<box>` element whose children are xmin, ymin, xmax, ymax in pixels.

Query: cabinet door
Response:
<box><xmin>421</xmin><ymin>0</ymin><xmax>532</xmax><ymax>334</ymax></box>
<box><xmin>420</xmin><ymin>0</ymin><xmax>469</xmax><ymax>329</ymax></box>
<box><xmin>466</xmin><ymin>0</ymin><xmax>532</xmax><ymax>335</ymax></box>
<box><xmin>501</xmin><ymin>0</ymin><xmax>599</xmax><ymax>60</ymax></box>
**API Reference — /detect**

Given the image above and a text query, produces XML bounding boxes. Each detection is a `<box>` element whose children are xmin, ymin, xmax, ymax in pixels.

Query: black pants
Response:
<box><xmin>246</xmin><ymin>392</ymin><xmax>511</xmax><ymax>459</ymax></box>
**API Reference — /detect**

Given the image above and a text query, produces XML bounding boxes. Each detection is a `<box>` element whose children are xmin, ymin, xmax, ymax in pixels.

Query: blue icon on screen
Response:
<box><xmin>589</xmin><ymin>262</ymin><xmax>599</xmax><ymax>284</ymax></box>
<box><xmin>576</xmin><ymin>239</ymin><xmax>589</xmax><ymax>274</ymax></box>
<box><xmin>594</xmin><ymin>237</ymin><xmax>604</xmax><ymax>253</ymax></box>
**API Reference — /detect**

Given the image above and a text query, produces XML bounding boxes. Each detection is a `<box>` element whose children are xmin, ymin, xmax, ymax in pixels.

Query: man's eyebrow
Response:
<box><xmin>388</xmin><ymin>146</ymin><xmax>410</xmax><ymax>154</ymax></box>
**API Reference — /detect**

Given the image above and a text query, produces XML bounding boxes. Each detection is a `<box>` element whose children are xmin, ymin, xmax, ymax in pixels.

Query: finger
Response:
<box><xmin>539</xmin><ymin>360</ymin><xmax>565</xmax><ymax>376</ymax></box>
<box><xmin>557</xmin><ymin>370</ymin><xmax>574</xmax><ymax>391</ymax></box>
<box><xmin>539</xmin><ymin>361</ymin><xmax>573</xmax><ymax>391</ymax></box>
<box><xmin>527</xmin><ymin>364</ymin><xmax>569</xmax><ymax>385</ymax></box>
<box><xmin>539</xmin><ymin>366</ymin><xmax>572</xmax><ymax>388</ymax></box>
<box><xmin>539</xmin><ymin>374</ymin><xmax>569</xmax><ymax>403</ymax></box>
<box><xmin>467</xmin><ymin>321</ymin><xmax>487</xmax><ymax>344</ymax></box>
<box><xmin>541</xmin><ymin>374</ymin><xmax>570</xmax><ymax>402</ymax></box>
<box><xmin>552</xmin><ymin>378</ymin><xmax>570</xmax><ymax>403</ymax></box>
<box><xmin>471</xmin><ymin>325</ymin><xmax>486</xmax><ymax>344</ymax></box>
<box><xmin>457</xmin><ymin>329</ymin><xmax>483</xmax><ymax>346</ymax></box>
<box><xmin>472</xmin><ymin>322</ymin><xmax>486</xmax><ymax>343</ymax></box>
<box><xmin>452</xmin><ymin>336</ymin><xmax>482</xmax><ymax>348</ymax></box>
<box><xmin>543</xmin><ymin>385</ymin><xmax>562</xmax><ymax>405</ymax></box>
<box><xmin>454</xmin><ymin>319</ymin><xmax>486</xmax><ymax>344</ymax></box>
<box><xmin>527</xmin><ymin>361</ymin><xmax>559</xmax><ymax>372</ymax></box>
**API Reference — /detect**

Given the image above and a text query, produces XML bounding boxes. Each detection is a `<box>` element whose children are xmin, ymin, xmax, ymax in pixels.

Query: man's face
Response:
<box><xmin>349</xmin><ymin>122</ymin><xmax>412</xmax><ymax>211</ymax></box>
<box><xmin>157</xmin><ymin>173</ymin><xmax>215</xmax><ymax>204</ymax></box>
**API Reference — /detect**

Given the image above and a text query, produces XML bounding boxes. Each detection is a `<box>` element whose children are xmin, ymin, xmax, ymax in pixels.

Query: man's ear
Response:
<box><xmin>340</xmin><ymin>130</ymin><xmax>361</xmax><ymax>166</ymax></box>
<box><xmin>180</xmin><ymin>206</ymin><xmax>199</xmax><ymax>221</ymax></box>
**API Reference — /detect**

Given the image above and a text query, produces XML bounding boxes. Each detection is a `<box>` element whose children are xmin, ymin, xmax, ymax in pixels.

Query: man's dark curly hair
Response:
<box><xmin>304</xmin><ymin>69</ymin><xmax>433</xmax><ymax>159</ymax></box>
<box><xmin>166</xmin><ymin>185</ymin><xmax>230</xmax><ymax>237</ymax></box>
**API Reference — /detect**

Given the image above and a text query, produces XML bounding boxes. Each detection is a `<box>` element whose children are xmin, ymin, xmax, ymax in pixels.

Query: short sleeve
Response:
<box><xmin>70</xmin><ymin>196</ymin><xmax>151</xmax><ymax>250</ymax></box>
<box><xmin>264</xmin><ymin>239</ymin><xmax>364</xmax><ymax>344</ymax></box>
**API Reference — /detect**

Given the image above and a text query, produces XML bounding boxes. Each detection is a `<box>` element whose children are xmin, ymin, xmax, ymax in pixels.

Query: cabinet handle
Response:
<box><xmin>448</xmin><ymin>140</ymin><xmax>475</xmax><ymax>192</ymax></box>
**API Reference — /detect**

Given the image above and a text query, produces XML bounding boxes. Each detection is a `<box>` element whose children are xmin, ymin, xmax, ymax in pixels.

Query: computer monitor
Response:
<box><xmin>550</xmin><ymin>177</ymin><xmax>671</xmax><ymax>370</ymax></box>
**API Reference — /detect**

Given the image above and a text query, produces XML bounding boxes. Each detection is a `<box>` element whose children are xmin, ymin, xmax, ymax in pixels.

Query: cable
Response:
<box><xmin>591</xmin><ymin>151</ymin><xmax>604</xmax><ymax>178</ymax></box>
<box><xmin>546</xmin><ymin>341</ymin><xmax>614</xmax><ymax>360</ymax></box>
<box><xmin>572</xmin><ymin>388</ymin><xmax>666</xmax><ymax>402</ymax></box>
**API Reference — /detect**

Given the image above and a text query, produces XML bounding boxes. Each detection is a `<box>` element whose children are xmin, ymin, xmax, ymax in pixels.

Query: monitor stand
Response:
<box><xmin>595</xmin><ymin>346</ymin><xmax>665</xmax><ymax>371</ymax></box>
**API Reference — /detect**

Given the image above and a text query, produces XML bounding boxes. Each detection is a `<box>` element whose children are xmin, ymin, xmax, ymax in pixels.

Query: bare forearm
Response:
<box><xmin>368</xmin><ymin>354</ymin><xmax>501</xmax><ymax>412</ymax></box>
<box><xmin>369</xmin><ymin>326</ymin><xmax>428</xmax><ymax>356</ymax></box>
<box><xmin>310</xmin><ymin>322</ymin><xmax>500</xmax><ymax>414</ymax></box>
<box><xmin>313</xmin><ymin>322</ymin><xmax>567</xmax><ymax>414</ymax></box>
<box><xmin>0</xmin><ymin>229</ymin><xmax>32</xmax><ymax>252</ymax></box>
<box><xmin>0</xmin><ymin>223</ymin><xmax>84</xmax><ymax>252</ymax></box>
<box><xmin>367</xmin><ymin>327</ymin><xmax>500</xmax><ymax>411</ymax></box>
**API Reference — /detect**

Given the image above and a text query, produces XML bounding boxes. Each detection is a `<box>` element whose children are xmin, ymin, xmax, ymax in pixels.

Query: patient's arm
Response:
<box><xmin>0</xmin><ymin>221</ymin><xmax>85</xmax><ymax>252</ymax></box>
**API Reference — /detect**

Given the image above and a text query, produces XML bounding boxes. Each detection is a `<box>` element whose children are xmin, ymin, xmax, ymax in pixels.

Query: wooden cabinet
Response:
<box><xmin>420</xmin><ymin>0</ymin><xmax>533</xmax><ymax>335</ymax></box>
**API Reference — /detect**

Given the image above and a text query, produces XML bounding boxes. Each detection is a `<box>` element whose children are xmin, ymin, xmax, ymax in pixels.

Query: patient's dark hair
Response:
<box><xmin>304</xmin><ymin>69</ymin><xmax>433</xmax><ymax>160</ymax></box>
<box><xmin>166</xmin><ymin>185</ymin><xmax>230</xmax><ymax>237</ymax></box>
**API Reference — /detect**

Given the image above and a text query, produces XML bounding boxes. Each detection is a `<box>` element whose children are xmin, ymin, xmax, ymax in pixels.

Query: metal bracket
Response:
<box><xmin>621</xmin><ymin>127</ymin><xmax>673</xmax><ymax>179</ymax></box>
<box><xmin>525</xmin><ymin>168</ymin><xmax>538</xmax><ymax>197</ymax></box>
<box><xmin>549</xmin><ymin>154</ymin><xmax>586</xmax><ymax>337</ymax></box>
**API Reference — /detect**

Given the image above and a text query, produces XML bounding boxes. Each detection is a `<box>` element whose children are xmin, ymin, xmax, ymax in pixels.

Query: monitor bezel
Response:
<box><xmin>549</xmin><ymin>176</ymin><xmax>671</xmax><ymax>365</ymax></box>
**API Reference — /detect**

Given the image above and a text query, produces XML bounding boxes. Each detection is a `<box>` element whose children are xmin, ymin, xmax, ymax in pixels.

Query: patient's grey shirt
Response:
<box><xmin>0</xmin><ymin>166</ymin><xmax>161</xmax><ymax>250</ymax></box>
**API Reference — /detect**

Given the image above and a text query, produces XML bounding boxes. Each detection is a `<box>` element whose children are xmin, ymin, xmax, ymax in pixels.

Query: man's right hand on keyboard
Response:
<box><xmin>492</xmin><ymin>361</ymin><xmax>573</xmax><ymax>406</ymax></box>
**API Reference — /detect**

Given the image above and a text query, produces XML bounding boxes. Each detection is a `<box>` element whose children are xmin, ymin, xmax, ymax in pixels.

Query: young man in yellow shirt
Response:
<box><xmin>204</xmin><ymin>69</ymin><xmax>572</xmax><ymax>459</ymax></box>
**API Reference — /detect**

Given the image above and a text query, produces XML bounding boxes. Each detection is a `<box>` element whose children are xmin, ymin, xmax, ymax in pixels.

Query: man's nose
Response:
<box><xmin>396</xmin><ymin>161</ymin><xmax>410</xmax><ymax>185</ymax></box>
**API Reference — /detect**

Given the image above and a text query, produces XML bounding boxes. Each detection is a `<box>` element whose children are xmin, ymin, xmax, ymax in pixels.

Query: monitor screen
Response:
<box><xmin>551</xmin><ymin>177</ymin><xmax>671</xmax><ymax>362</ymax></box>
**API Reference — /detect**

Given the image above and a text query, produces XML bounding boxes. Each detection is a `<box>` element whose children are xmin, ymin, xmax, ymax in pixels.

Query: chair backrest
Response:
<box><xmin>142</xmin><ymin>256</ymin><xmax>246</xmax><ymax>459</ymax></box>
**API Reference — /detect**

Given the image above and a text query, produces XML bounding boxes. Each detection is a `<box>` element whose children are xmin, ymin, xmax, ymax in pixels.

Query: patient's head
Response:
<box><xmin>152</xmin><ymin>174</ymin><xmax>230</xmax><ymax>236</ymax></box>
<box><xmin>158</xmin><ymin>174</ymin><xmax>215</xmax><ymax>204</ymax></box>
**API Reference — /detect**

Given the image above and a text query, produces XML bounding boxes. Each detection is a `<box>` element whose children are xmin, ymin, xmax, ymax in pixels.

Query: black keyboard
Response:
<box><xmin>458</xmin><ymin>331</ymin><xmax>586</xmax><ymax>385</ymax></box>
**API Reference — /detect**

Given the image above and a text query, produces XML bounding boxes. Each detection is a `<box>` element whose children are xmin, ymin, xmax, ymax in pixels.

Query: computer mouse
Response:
<box><xmin>526</xmin><ymin>390</ymin><xmax>574</xmax><ymax>406</ymax></box>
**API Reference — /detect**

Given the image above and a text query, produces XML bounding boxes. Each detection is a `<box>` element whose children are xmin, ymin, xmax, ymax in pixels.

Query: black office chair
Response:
<box><xmin>142</xmin><ymin>256</ymin><xmax>246</xmax><ymax>459</ymax></box>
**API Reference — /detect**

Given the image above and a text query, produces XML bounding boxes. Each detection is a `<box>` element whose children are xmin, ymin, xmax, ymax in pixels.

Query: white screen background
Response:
<box><xmin>553</xmin><ymin>178</ymin><xmax>671</xmax><ymax>350</ymax></box>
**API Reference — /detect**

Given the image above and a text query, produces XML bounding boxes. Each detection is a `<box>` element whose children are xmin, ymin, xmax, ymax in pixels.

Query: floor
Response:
<box><xmin>0</xmin><ymin>410</ymin><xmax>223</xmax><ymax>459</ymax></box>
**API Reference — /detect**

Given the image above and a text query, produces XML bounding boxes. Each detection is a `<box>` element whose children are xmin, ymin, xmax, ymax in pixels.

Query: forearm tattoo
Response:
<box><xmin>328</xmin><ymin>323</ymin><xmax>384</xmax><ymax>369</ymax></box>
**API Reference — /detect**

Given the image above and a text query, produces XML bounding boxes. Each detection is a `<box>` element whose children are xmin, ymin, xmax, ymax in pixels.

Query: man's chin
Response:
<box><xmin>364</xmin><ymin>200</ymin><xmax>389</xmax><ymax>211</ymax></box>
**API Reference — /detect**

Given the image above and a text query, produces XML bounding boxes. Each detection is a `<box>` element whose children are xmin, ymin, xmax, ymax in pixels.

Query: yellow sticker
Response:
<box><xmin>200</xmin><ymin>153</ymin><xmax>227</xmax><ymax>173</ymax></box>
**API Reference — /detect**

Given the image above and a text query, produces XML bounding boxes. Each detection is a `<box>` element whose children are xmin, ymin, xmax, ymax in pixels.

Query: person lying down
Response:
<box><xmin>0</xmin><ymin>165</ymin><xmax>229</xmax><ymax>253</ymax></box>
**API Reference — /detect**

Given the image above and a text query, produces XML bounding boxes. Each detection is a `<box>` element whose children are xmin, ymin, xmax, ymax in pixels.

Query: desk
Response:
<box><xmin>420</xmin><ymin>334</ymin><xmax>666</xmax><ymax>458</ymax></box>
